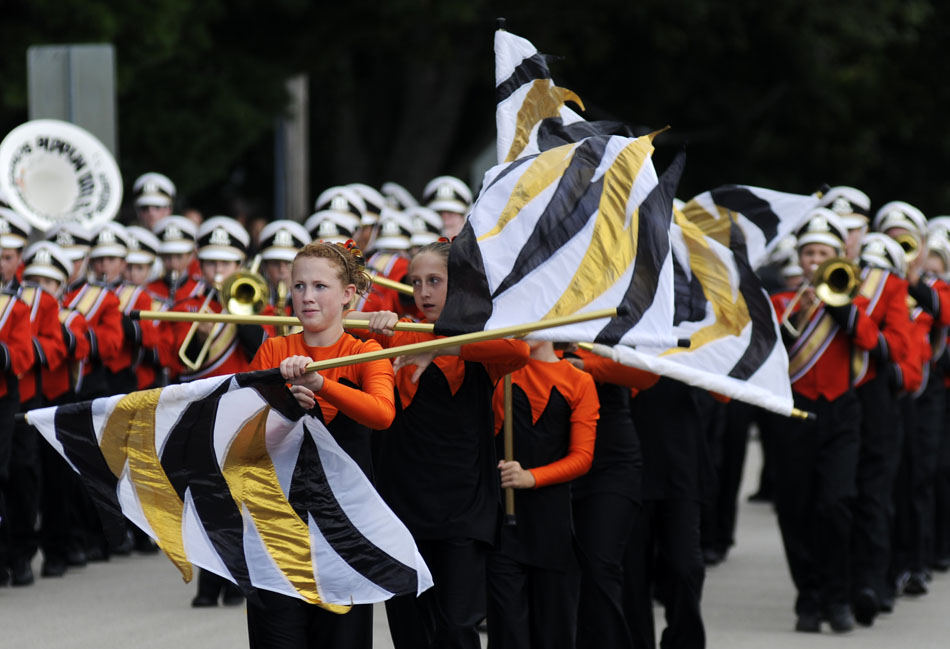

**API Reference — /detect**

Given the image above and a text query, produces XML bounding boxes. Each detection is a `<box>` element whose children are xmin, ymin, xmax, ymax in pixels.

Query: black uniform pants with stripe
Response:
<box><xmin>851</xmin><ymin>376</ymin><xmax>901</xmax><ymax>600</ymax></box>
<box><xmin>773</xmin><ymin>391</ymin><xmax>859</xmax><ymax>616</ymax></box>
<box><xmin>246</xmin><ymin>589</ymin><xmax>372</xmax><ymax>649</ymax></box>
<box><xmin>893</xmin><ymin>375</ymin><xmax>944</xmax><ymax>575</ymax></box>
<box><xmin>385</xmin><ymin>537</ymin><xmax>487</xmax><ymax>649</ymax></box>
<box><xmin>624</xmin><ymin>499</ymin><xmax>705</xmax><ymax>649</ymax></box>
<box><xmin>574</xmin><ymin>492</ymin><xmax>639</xmax><ymax>649</ymax></box>
<box><xmin>7</xmin><ymin>398</ymin><xmax>43</xmax><ymax>565</ymax></box>
<box><xmin>486</xmin><ymin>549</ymin><xmax>579</xmax><ymax>649</ymax></box>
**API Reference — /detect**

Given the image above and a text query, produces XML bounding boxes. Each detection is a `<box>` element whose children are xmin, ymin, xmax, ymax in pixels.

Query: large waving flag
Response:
<box><xmin>679</xmin><ymin>185</ymin><xmax>819</xmax><ymax>269</ymax></box>
<box><xmin>593</xmin><ymin>206</ymin><xmax>794</xmax><ymax>415</ymax></box>
<box><xmin>435</xmin><ymin>133</ymin><xmax>682</xmax><ymax>348</ymax></box>
<box><xmin>28</xmin><ymin>369</ymin><xmax>432</xmax><ymax>608</ymax></box>
<box><xmin>495</xmin><ymin>28</ymin><xmax>627</xmax><ymax>164</ymax></box>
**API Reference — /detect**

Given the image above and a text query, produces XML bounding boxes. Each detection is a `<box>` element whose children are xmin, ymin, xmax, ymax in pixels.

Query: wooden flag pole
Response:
<box><xmin>131</xmin><ymin>310</ymin><xmax>433</xmax><ymax>333</ymax></box>
<box><xmin>503</xmin><ymin>373</ymin><xmax>516</xmax><ymax>526</ymax></box>
<box><xmin>304</xmin><ymin>307</ymin><xmax>621</xmax><ymax>373</ymax></box>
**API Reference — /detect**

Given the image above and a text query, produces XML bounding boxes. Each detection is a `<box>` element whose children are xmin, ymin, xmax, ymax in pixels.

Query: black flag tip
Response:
<box><xmin>614</xmin><ymin>304</ymin><xmax>630</xmax><ymax>318</ymax></box>
<box><xmin>129</xmin><ymin>310</ymin><xmax>142</xmax><ymax>320</ymax></box>
<box><xmin>676</xmin><ymin>338</ymin><xmax>691</xmax><ymax>349</ymax></box>
<box><xmin>496</xmin><ymin>17</ymin><xmax>507</xmax><ymax>30</ymax></box>
<box><xmin>815</xmin><ymin>183</ymin><xmax>831</xmax><ymax>198</ymax></box>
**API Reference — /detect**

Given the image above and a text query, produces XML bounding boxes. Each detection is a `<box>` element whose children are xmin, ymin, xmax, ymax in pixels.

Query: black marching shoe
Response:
<box><xmin>795</xmin><ymin>612</ymin><xmax>821</xmax><ymax>633</ymax></box>
<box><xmin>824</xmin><ymin>605</ymin><xmax>855</xmax><ymax>633</ymax></box>
<box><xmin>66</xmin><ymin>548</ymin><xmax>87</xmax><ymax>567</ymax></box>
<box><xmin>41</xmin><ymin>558</ymin><xmax>68</xmax><ymax>578</ymax></box>
<box><xmin>11</xmin><ymin>560</ymin><xmax>34</xmax><ymax>586</ymax></box>
<box><xmin>191</xmin><ymin>594</ymin><xmax>218</xmax><ymax>608</ymax></box>
<box><xmin>933</xmin><ymin>556</ymin><xmax>950</xmax><ymax>573</ymax></box>
<box><xmin>904</xmin><ymin>572</ymin><xmax>928</xmax><ymax>596</ymax></box>
<box><xmin>853</xmin><ymin>588</ymin><xmax>878</xmax><ymax>627</ymax></box>
<box><xmin>0</xmin><ymin>567</ymin><xmax>9</xmax><ymax>587</ymax></box>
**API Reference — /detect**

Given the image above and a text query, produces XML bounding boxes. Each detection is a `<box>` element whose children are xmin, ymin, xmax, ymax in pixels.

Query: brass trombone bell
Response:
<box><xmin>221</xmin><ymin>271</ymin><xmax>271</xmax><ymax>316</ymax></box>
<box><xmin>895</xmin><ymin>232</ymin><xmax>921</xmax><ymax>263</ymax></box>
<box><xmin>780</xmin><ymin>256</ymin><xmax>859</xmax><ymax>337</ymax></box>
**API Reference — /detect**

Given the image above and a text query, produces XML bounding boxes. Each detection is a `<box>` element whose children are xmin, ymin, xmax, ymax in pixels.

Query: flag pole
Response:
<box><xmin>369</xmin><ymin>273</ymin><xmax>413</xmax><ymax>296</ymax></box>
<box><xmin>503</xmin><ymin>373</ymin><xmax>516</xmax><ymax>526</ymax></box>
<box><xmin>131</xmin><ymin>310</ymin><xmax>434</xmax><ymax>333</ymax></box>
<box><xmin>304</xmin><ymin>307</ymin><xmax>621</xmax><ymax>373</ymax></box>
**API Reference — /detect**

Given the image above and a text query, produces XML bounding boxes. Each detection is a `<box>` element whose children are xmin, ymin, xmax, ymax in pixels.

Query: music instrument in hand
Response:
<box><xmin>780</xmin><ymin>256</ymin><xmax>860</xmax><ymax>338</ymax></box>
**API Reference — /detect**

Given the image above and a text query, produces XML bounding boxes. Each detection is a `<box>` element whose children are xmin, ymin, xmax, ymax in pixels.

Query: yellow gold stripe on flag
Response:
<box><xmin>221</xmin><ymin>406</ymin><xmax>348</xmax><ymax>612</ymax></box>
<box><xmin>101</xmin><ymin>389</ymin><xmax>193</xmax><ymax>582</ymax></box>
<box><xmin>478</xmin><ymin>144</ymin><xmax>577</xmax><ymax>242</ymax></box>
<box><xmin>543</xmin><ymin>136</ymin><xmax>653</xmax><ymax>318</ymax></box>
<box><xmin>680</xmin><ymin>202</ymin><xmax>732</xmax><ymax>247</ymax></box>
<box><xmin>504</xmin><ymin>79</ymin><xmax>585</xmax><ymax>163</ymax></box>
<box><xmin>663</xmin><ymin>213</ymin><xmax>751</xmax><ymax>356</ymax></box>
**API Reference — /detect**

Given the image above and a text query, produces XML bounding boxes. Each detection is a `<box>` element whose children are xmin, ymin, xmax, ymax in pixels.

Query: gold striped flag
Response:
<box><xmin>27</xmin><ymin>369</ymin><xmax>432</xmax><ymax>608</ymax></box>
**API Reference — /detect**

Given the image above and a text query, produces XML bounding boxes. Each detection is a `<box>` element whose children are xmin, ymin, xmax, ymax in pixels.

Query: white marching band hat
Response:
<box><xmin>197</xmin><ymin>216</ymin><xmax>249</xmax><ymax>262</ymax></box>
<box><xmin>818</xmin><ymin>186</ymin><xmax>871</xmax><ymax>230</ymax></box>
<box><xmin>373</xmin><ymin>207</ymin><xmax>414</xmax><ymax>251</ymax></box>
<box><xmin>408</xmin><ymin>206</ymin><xmax>443</xmax><ymax>246</ymax></box>
<box><xmin>89</xmin><ymin>222</ymin><xmax>130</xmax><ymax>259</ymax></box>
<box><xmin>125</xmin><ymin>225</ymin><xmax>162</xmax><ymax>265</ymax></box>
<box><xmin>347</xmin><ymin>183</ymin><xmax>386</xmax><ymax>227</ymax></box>
<box><xmin>133</xmin><ymin>172</ymin><xmax>176</xmax><ymax>208</ymax></box>
<box><xmin>46</xmin><ymin>222</ymin><xmax>93</xmax><ymax>261</ymax></box>
<box><xmin>423</xmin><ymin>175</ymin><xmax>472</xmax><ymax>214</ymax></box>
<box><xmin>0</xmin><ymin>207</ymin><xmax>31</xmax><ymax>249</ymax></box>
<box><xmin>795</xmin><ymin>208</ymin><xmax>847</xmax><ymax>253</ymax></box>
<box><xmin>23</xmin><ymin>241</ymin><xmax>73</xmax><ymax>284</ymax></box>
<box><xmin>258</xmin><ymin>220</ymin><xmax>311</xmax><ymax>262</ymax></box>
<box><xmin>873</xmin><ymin>201</ymin><xmax>927</xmax><ymax>235</ymax></box>
<box><xmin>153</xmin><ymin>215</ymin><xmax>198</xmax><ymax>255</ymax></box>
<box><xmin>860</xmin><ymin>232</ymin><xmax>906</xmax><ymax>278</ymax></box>
<box><xmin>382</xmin><ymin>182</ymin><xmax>418</xmax><ymax>211</ymax></box>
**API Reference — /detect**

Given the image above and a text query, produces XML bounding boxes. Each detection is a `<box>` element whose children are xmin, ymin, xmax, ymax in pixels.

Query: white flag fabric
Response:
<box><xmin>435</xmin><ymin>134</ymin><xmax>683</xmax><ymax>348</ymax></box>
<box><xmin>28</xmin><ymin>369</ymin><xmax>432</xmax><ymax>609</ymax></box>
<box><xmin>593</xmin><ymin>208</ymin><xmax>794</xmax><ymax>416</ymax></box>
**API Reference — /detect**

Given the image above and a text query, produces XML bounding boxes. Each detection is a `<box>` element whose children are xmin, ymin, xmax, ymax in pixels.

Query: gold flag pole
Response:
<box><xmin>503</xmin><ymin>373</ymin><xmax>516</xmax><ymax>526</ymax></box>
<box><xmin>369</xmin><ymin>273</ymin><xmax>414</xmax><ymax>296</ymax></box>
<box><xmin>131</xmin><ymin>310</ymin><xmax>434</xmax><ymax>333</ymax></box>
<box><xmin>304</xmin><ymin>307</ymin><xmax>621</xmax><ymax>373</ymax></box>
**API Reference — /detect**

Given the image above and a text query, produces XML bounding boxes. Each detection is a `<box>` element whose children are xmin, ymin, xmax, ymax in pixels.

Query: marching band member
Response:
<box><xmin>846</xmin><ymin>232</ymin><xmax>912</xmax><ymax>625</ymax></box>
<box><xmin>257</xmin><ymin>219</ymin><xmax>311</xmax><ymax>315</ymax></box>
<box><xmin>148</xmin><ymin>215</ymin><xmax>200</xmax><ymax>307</ymax></box>
<box><xmin>819</xmin><ymin>185</ymin><xmax>872</xmax><ymax>261</ymax></box>
<box><xmin>485</xmin><ymin>340</ymin><xmax>599</xmax><ymax>649</ymax></box>
<box><xmin>359</xmin><ymin>208</ymin><xmax>417</xmax><ymax>318</ymax></box>
<box><xmin>124</xmin><ymin>226</ymin><xmax>166</xmax><ymax>390</ymax></box>
<box><xmin>771</xmin><ymin>209</ymin><xmax>883</xmax><ymax>633</ymax></box>
<box><xmin>381</xmin><ymin>181</ymin><xmax>419</xmax><ymax>213</ymax></box>
<box><xmin>348</xmin><ymin>183</ymin><xmax>387</xmax><ymax>251</ymax></box>
<box><xmin>168</xmin><ymin>216</ymin><xmax>263</xmax><ymax>607</ymax></box>
<box><xmin>312</xmin><ymin>186</ymin><xmax>367</xmax><ymax>250</ymax></box>
<box><xmin>0</xmin><ymin>208</ymin><xmax>30</xmax><ymax>289</ymax></box>
<box><xmin>0</xmin><ymin>251</ymin><xmax>34</xmax><ymax>586</ymax></box>
<box><xmin>245</xmin><ymin>241</ymin><xmax>396</xmax><ymax>649</ymax></box>
<box><xmin>874</xmin><ymin>202</ymin><xmax>950</xmax><ymax>600</ymax></box>
<box><xmin>365</xmin><ymin>240</ymin><xmax>530</xmax><ymax>649</ymax></box>
<box><xmin>132</xmin><ymin>172</ymin><xmax>176</xmax><ymax>231</ymax></box>
<box><xmin>408</xmin><ymin>205</ymin><xmax>444</xmax><ymax>255</ymax></box>
<box><xmin>422</xmin><ymin>175</ymin><xmax>472</xmax><ymax>240</ymax></box>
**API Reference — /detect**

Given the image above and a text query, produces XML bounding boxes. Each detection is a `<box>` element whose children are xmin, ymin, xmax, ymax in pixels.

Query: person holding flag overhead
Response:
<box><xmin>771</xmin><ymin>208</ymin><xmax>883</xmax><ymax>633</ymax></box>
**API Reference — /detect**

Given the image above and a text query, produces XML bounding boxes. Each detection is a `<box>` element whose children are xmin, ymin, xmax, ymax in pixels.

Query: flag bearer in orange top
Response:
<box><xmin>245</xmin><ymin>241</ymin><xmax>396</xmax><ymax>649</ymax></box>
<box><xmin>124</xmin><ymin>226</ymin><xmax>167</xmax><ymax>390</ymax></box>
<box><xmin>484</xmin><ymin>339</ymin><xmax>599</xmax><ymax>649</ymax></box>
<box><xmin>873</xmin><ymin>202</ymin><xmax>949</xmax><ymax>603</ymax></box>
<box><xmin>364</xmin><ymin>240</ymin><xmax>530</xmax><ymax>649</ymax></box>
<box><xmin>20</xmin><ymin>242</ymin><xmax>94</xmax><ymax>572</ymax></box>
<box><xmin>770</xmin><ymin>209</ymin><xmax>883</xmax><ymax>634</ymax></box>
<box><xmin>0</xmin><ymin>218</ymin><xmax>35</xmax><ymax>587</ymax></box>
<box><xmin>0</xmin><ymin>207</ymin><xmax>30</xmax><ymax>290</ymax></box>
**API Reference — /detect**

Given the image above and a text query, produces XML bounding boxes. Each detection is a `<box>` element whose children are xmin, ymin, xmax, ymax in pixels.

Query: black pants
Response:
<box><xmin>893</xmin><ymin>375</ymin><xmax>944</xmax><ymax>575</ymax></box>
<box><xmin>624</xmin><ymin>499</ymin><xmax>705</xmax><ymax>649</ymax></box>
<box><xmin>851</xmin><ymin>376</ymin><xmax>901</xmax><ymax>600</ymax></box>
<box><xmin>486</xmin><ymin>549</ymin><xmax>579</xmax><ymax>649</ymax></box>
<box><xmin>8</xmin><ymin>398</ymin><xmax>42</xmax><ymax>565</ymax></box>
<box><xmin>385</xmin><ymin>537</ymin><xmax>486</xmax><ymax>649</ymax></box>
<box><xmin>0</xmin><ymin>390</ymin><xmax>20</xmax><ymax>571</ymax></box>
<box><xmin>574</xmin><ymin>493</ymin><xmax>638</xmax><ymax>649</ymax></box>
<box><xmin>773</xmin><ymin>392</ymin><xmax>859</xmax><ymax>615</ymax></box>
<box><xmin>705</xmin><ymin>401</ymin><xmax>753</xmax><ymax>554</ymax></box>
<box><xmin>246</xmin><ymin>587</ymin><xmax>372</xmax><ymax>649</ymax></box>
<box><xmin>934</xmin><ymin>389</ymin><xmax>950</xmax><ymax>563</ymax></box>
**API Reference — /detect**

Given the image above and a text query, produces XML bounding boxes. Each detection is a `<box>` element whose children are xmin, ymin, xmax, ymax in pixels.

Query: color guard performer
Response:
<box><xmin>771</xmin><ymin>209</ymin><xmax>883</xmax><ymax>633</ymax></box>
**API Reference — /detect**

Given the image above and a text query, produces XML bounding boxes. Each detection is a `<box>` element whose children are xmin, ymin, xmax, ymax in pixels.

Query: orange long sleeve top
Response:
<box><xmin>249</xmin><ymin>331</ymin><xmax>396</xmax><ymax>431</ymax></box>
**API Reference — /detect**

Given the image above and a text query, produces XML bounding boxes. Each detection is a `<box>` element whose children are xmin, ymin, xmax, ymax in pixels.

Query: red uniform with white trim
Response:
<box><xmin>16</xmin><ymin>285</ymin><xmax>68</xmax><ymax>404</ymax></box>
<box><xmin>0</xmin><ymin>291</ymin><xmax>34</xmax><ymax>400</ymax></box>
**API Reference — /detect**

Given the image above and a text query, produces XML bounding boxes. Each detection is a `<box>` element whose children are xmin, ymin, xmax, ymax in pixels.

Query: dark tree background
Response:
<box><xmin>0</xmin><ymin>0</ymin><xmax>947</xmax><ymax>220</ymax></box>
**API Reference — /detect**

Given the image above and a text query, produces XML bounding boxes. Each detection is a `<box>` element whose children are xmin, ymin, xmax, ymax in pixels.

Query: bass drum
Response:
<box><xmin>0</xmin><ymin>119</ymin><xmax>122</xmax><ymax>232</ymax></box>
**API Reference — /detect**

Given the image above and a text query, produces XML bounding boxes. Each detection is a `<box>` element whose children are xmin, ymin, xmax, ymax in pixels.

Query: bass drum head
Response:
<box><xmin>0</xmin><ymin>119</ymin><xmax>122</xmax><ymax>232</ymax></box>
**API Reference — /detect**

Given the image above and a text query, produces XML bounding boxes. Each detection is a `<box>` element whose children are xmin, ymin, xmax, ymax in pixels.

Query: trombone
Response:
<box><xmin>178</xmin><ymin>256</ymin><xmax>271</xmax><ymax>371</ymax></box>
<box><xmin>780</xmin><ymin>256</ymin><xmax>860</xmax><ymax>338</ymax></box>
<box><xmin>894</xmin><ymin>231</ymin><xmax>922</xmax><ymax>265</ymax></box>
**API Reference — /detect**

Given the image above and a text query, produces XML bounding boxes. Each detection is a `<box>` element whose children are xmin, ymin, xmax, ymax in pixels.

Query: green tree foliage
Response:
<box><xmin>1</xmin><ymin>0</ymin><xmax>949</xmax><ymax>216</ymax></box>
